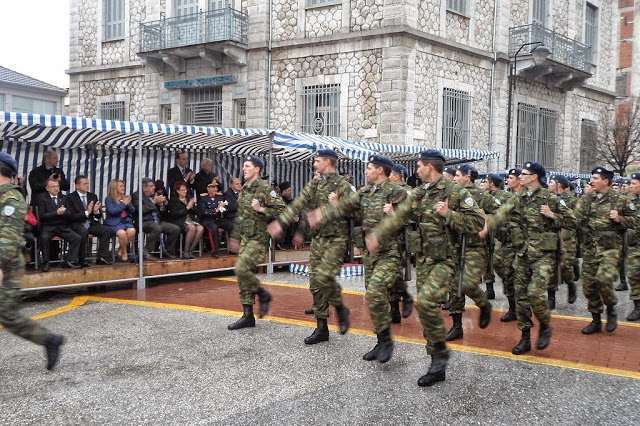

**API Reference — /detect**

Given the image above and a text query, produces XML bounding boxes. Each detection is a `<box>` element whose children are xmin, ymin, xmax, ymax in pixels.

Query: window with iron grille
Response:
<box><xmin>580</xmin><ymin>119</ymin><xmax>598</xmax><ymax>174</ymax></box>
<box><xmin>99</xmin><ymin>101</ymin><xmax>125</xmax><ymax>121</ymax></box>
<box><xmin>442</xmin><ymin>88</ymin><xmax>471</xmax><ymax>150</ymax></box>
<box><xmin>307</xmin><ymin>0</ymin><xmax>342</xmax><ymax>9</ymax></box>
<box><xmin>184</xmin><ymin>88</ymin><xmax>223</xmax><ymax>127</ymax></box>
<box><xmin>301</xmin><ymin>84</ymin><xmax>341</xmax><ymax>137</ymax></box>
<box><xmin>104</xmin><ymin>0</ymin><xmax>125</xmax><ymax>41</ymax></box>
<box><xmin>515</xmin><ymin>103</ymin><xmax>558</xmax><ymax>170</ymax></box>
<box><xmin>532</xmin><ymin>0</ymin><xmax>549</xmax><ymax>27</ymax></box>
<box><xmin>585</xmin><ymin>3</ymin><xmax>599</xmax><ymax>62</ymax></box>
<box><xmin>447</xmin><ymin>0</ymin><xmax>469</xmax><ymax>16</ymax></box>
<box><xmin>161</xmin><ymin>105</ymin><xmax>172</xmax><ymax>124</ymax></box>
<box><xmin>234</xmin><ymin>100</ymin><xmax>246</xmax><ymax>129</ymax></box>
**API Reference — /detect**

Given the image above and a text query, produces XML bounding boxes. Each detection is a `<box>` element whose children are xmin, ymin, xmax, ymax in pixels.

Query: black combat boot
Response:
<box><xmin>257</xmin><ymin>289</ymin><xmax>272</xmax><ymax>318</ymax></box>
<box><xmin>547</xmin><ymin>290</ymin><xmax>556</xmax><ymax>310</ymax></box>
<box><xmin>45</xmin><ymin>333</ymin><xmax>65</xmax><ymax>371</ymax></box>
<box><xmin>573</xmin><ymin>263</ymin><xmax>581</xmax><ymax>281</ymax></box>
<box><xmin>335</xmin><ymin>304</ymin><xmax>350</xmax><ymax>334</ymax></box>
<box><xmin>615</xmin><ymin>277</ymin><xmax>629</xmax><ymax>291</ymax></box>
<box><xmin>537</xmin><ymin>323</ymin><xmax>553</xmax><ymax>350</ymax></box>
<box><xmin>390</xmin><ymin>301</ymin><xmax>402</xmax><ymax>324</ymax></box>
<box><xmin>479</xmin><ymin>302</ymin><xmax>492</xmax><ymax>329</ymax></box>
<box><xmin>417</xmin><ymin>341</ymin><xmax>449</xmax><ymax>387</ymax></box>
<box><xmin>304</xmin><ymin>307</ymin><xmax>314</xmax><ymax>314</ymax></box>
<box><xmin>606</xmin><ymin>305</ymin><xmax>618</xmax><ymax>332</ymax></box>
<box><xmin>582</xmin><ymin>313</ymin><xmax>602</xmax><ymax>334</ymax></box>
<box><xmin>567</xmin><ymin>282</ymin><xmax>577</xmax><ymax>304</ymax></box>
<box><xmin>627</xmin><ymin>300</ymin><xmax>640</xmax><ymax>321</ymax></box>
<box><xmin>445</xmin><ymin>313</ymin><xmax>463</xmax><ymax>341</ymax></box>
<box><xmin>512</xmin><ymin>329</ymin><xmax>531</xmax><ymax>355</ymax></box>
<box><xmin>362</xmin><ymin>341</ymin><xmax>380</xmax><ymax>361</ymax></box>
<box><xmin>304</xmin><ymin>318</ymin><xmax>330</xmax><ymax>345</ymax></box>
<box><xmin>227</xmin><ymin>305</ymin><xmax>256</xmax><ymax>330</ymax></box>
<box><xmin>485</xmin><ymin>283</ymin><xmax>496</xmax><ymax>300</ymax></box>
<box><xmin>501</xmin><ymin>298</ymin><xmax>517</xmax><ymax>322</ymax></box>
<box><xmin>401</xmin><ymin>291</ymin><xmax>414</xmax><ymax>318</ymax></box>
<box><xmin>376</xmin><ymin>327</ymin><xmax>394</xmax><ymax>363</ymax></box>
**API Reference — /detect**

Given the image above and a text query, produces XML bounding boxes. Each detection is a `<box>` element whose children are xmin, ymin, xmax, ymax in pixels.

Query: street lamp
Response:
<box><xmin>505</xmin><ymin>42</ymin><xmax>552</xmax><ymax>169</ymax></box>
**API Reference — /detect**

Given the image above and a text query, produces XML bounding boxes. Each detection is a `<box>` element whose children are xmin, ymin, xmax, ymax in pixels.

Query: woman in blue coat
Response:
<box><xmin>105</xmin><ymin>179</ymin><xmax>136</xmax><ymax>262</ymax></box>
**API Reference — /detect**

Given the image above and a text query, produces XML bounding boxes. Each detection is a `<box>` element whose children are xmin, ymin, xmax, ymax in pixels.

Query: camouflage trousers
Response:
<box><xmin>549</xmin><ymin>234</ymin><xmax>577</xmax><ymax>292</ymax></box>
<box><xmin>415</xmin><ymin>256</ymin><xmax>455</xmax><ymax>355</ymax></box>
<box><xmin>494</xmin><ymin>241</ymin><xmax>516</xmax><ymax>299</ymax></box>
<box><xmin>449</xmin><ymin>248</ymin><xmax>488</xmax><ymax>314</ymax></box>
<box><xmin>308</xmin><ymin>236</ymin><xmax>347</xmax><ymax>319</ymax></box>
<box><xmin>388</xmin><ymin>272</ymin><xmax>407</xmax><ymax>303</ymax></box>
<box><xmin>0</xmin><ymin>251</ymin><xmax>49</xmax><ymax>346</ymax></box>
<box><xmin>363</xmin><ymin>250</ymin><xmax>401</xmax><ymax>334</ymax></box>
<box><xmin>482</xmin><ymin>242</ymin><xmax>495</xmax><ymax>285</ymax></box>
<box><xmin>513</xmin><ymin>251</ymin><xmax>553</xmax><ymax>330</ymax></box>
<box><xmin>627</xmin><ymin>245</ymin><xmax>640</xmax><ymax>301</ymax></box>
<box><xmin>582</xmin><ymin>247</ymin><xmax>619</xmax><ymax>313</ymax></box>
<box><xmin>235</xmin><ymin>239</ymin><xmax>268</xmax><ymax>306</ymax></box>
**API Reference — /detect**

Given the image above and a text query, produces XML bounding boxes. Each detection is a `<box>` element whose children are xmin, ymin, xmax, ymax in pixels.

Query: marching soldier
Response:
<box><xmin>485</xmin><ymin>173</ymin><xmax>510</xmax><ymax>299</ymax></box>
<box><xmin>267</xmin><ymin>150</ymin><xmax>352</xmax><ymax>344</ymax></box>
<box><xmin>573</xmin><ymin>167</ymin><xmax>637</xmax><ymax>334</ymax></box>
<box><xmin>625</xmin><ymin>172</ymin><xmax>640</xmax><ymax>321</ymax></box>
<box><xmin>367</xmin><ymin>150</ymin><xmax>485</xmax><ymax>386</ymax></box>
<box><xmin>227</xmin><ymin>156</ymin><xmax>285</xmax><ymax>330</ymax></box>
<box><xmin>0</xmin><ymin>152</ymin><xmax>65</xmax><ymax>370</ymax></box>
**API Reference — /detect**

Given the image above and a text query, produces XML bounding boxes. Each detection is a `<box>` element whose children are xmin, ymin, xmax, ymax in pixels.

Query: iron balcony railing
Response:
<box><xmin>509</xmin><ymin>23</ymin><xmax>592</xmax><ymax>73</ymax></box>
<box><xmin>139</xmin><ymin>8</ymin><xmax>248</xmax><ymax>53</ymax></box>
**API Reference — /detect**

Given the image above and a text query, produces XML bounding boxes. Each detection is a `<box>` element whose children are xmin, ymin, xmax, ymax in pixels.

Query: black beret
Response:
<box><xmin>0</xmin><ymin>152</ymin><xmax>18</xmax><ymax>175</ymax></box>
<box><xmin>368</xmin><ymin>154</ymin><xmax>393</xmax><ymax>170</ymax></box>
<box><xmin>420</xmin><ymin>149</ymin><xmax>445</xmax><ymax>162</ymax></box>
<box><xmin>392</xmin><ymin>164</ymin><xmax>408</xmax><ymax>178</ymax></box>
<box><xmin>508</xmin><ymin>168</ymin><xmax>522</xmax><ymax>177</ymax></box>
<box><xmin>591</xmin><ymin>166</ymin><xmax>614</xmax><ymax>181</ymax></box>
<box><xmin>523</xmin><ymin>161</ymin><xmax>546</xmax><ymax>180</ymax></box>
<box><xmin>550</xmin><ymin>174</ymin><xmax>570</xmax><ymax>188</ymax></box>
<box><xmin>444</xmin><ymin>167</ymin><xmax>457</xmax><ymax>176</ymax></box>
<box><xmin>317</xmin><ymin>149</ymin><xmax>338</xmax><ymax>159</ymax></box>
<box><xmin>457</xmin><ymin>164</ymin><xmax>479</xmax><ymax>181</ymax></box>
<box><xmin>244</xmin><ymin>155</ymin><xmax>264</xmax><ymax>170</ymax></box>
<box><xmin>487</xmin><ymin>173</ymin><xmax>503</xmax><ymax>187</ymax></box>
<box><xmin>568</xmin><ymin>182</ymin><xmax>576</xmax><ymax>191</ymax></box>
<box><xmin>279</xmin><ymin>181</ymin><xmax>291</xmax><ymax>191</ymax></box>
<box><xmin>632</xmin><ymin>172</ymin><xmax>640</xmax><ymax>181</ymax></box>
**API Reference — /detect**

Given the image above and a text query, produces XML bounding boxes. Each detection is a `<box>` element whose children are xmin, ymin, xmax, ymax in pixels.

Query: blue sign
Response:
<box><xmin>164</xmin><ymin>75</ymin><xmax>236</xmax><ymax>89</ymax></box>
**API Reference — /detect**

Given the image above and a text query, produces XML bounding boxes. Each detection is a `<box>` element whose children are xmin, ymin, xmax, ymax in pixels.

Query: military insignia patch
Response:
<box><xmin>495</xmin><ymin>199</ymin><xmax>501</xmax><ymax>205</ymax></box>
<box><xmin>560</xmin><ymin>199</ymin><xmax>567</xmax><ymax>207</ymax></box>
<box><xmin>407</xmin><ymin>190</ymin><xmax>412</xmax><ymax>195</ymax></box>
<box><xmin>630</xmin><ymin>203</ymin><xmax>636</xmax><ymax>211</ymax></box>
<box><xmin>465</xmin><ymin>197</ymin><xmax>474</xmax><ymax>206</ymax></box>
<box><xmin>270</xmin><ymin>190</ymin><xmax>277</xmax><ymax>198</ymax></box>
<box><xmin>351</xmin><ymin>185</ymin><xmax>357</xmax><ymax>192</ymax></box>
<box><xmin>3</xmin><ymin>205</ymin><xmax>15</xmax><ymax>216</ymax></box>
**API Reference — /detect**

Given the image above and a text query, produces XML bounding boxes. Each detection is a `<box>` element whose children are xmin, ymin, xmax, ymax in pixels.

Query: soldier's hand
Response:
<box><xmin>229</xmin><ymin>238</ymin><xmax>240</xmax><ymax>253</ymax></box>
<box><xmin>267</xmin><ymin>221</ymin><xmax>284</xmax><ymax>239</ymax></box>
<box><xmin>540</xmin><ymin>204</ymin><xmax>555</xmax><ymax>219</ymax></box>
<box><xmin>292</xmin><ymin>232</ymin><xmax>304</xmax><ymax>248</ymax></box>
<box><xmin>479</xmin><ymin>225</ymin><xmax>489</xmax><ymax>239</ymax></box>
<box><xmin>383</xmin><ymin>203</ymin><xmax>393</xmax><ymax>215</ymax></box>
<box><xmin>328</xmin><ymin>192</ymin><xmax>338</xmax><ymax>204</ymax></box>
<box><xmin>610</xmin><ymin>209</ymin><xmax>621</xmax><ymax>223</ymax></box>
<box><xmin>436</xmin><ymin>200</ymin><xmax>449</xmax><ymax>217</ymax></box>
<box><xmin>251</xmin><ymin>199</ymin><xmax>265</xmax><ymax>213</ymax></box>
<box><xmin>293</xmin><ymin>215</ymin><xmax>299</xmax><ymax>223</ymax></box>
<box><xmin>365</xmin><ymin>233</ymin><xmax>380</xmax><ymax>254</ymax></box>
<box><xmin>0</xmin><ymin>269</ymin><xmax>3</xmax><ymax>286</ymax></box>
<box><xmin>307</xmin><ymin>209</ymin><xmax>323</xmax><ymax>229</ymax></box>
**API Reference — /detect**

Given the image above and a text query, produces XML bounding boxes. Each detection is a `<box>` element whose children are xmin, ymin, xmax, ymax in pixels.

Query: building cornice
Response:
<box><xmin>66</xmin><ymin>61</ymin><xmax>144</xmax><ymax>76</ymax></box>
<box><xmin>581</xmin><ymin>84</ymin><xmax>620</xmax><ymax>99</ymax></box>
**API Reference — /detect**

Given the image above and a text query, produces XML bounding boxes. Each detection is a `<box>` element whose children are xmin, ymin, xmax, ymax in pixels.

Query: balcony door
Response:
<box><xmin>532</xmin><ymin>0</ymin><xmax>549</xmax><ymax>27</ymax></box>
<box><xmin>169</xmin><ymin>0</ymin><xmax>200</xmax><ymax>47</ymax></box>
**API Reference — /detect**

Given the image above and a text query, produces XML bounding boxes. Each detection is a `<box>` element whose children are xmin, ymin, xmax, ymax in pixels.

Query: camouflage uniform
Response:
<box><xmin>491</xmin><ymin>189</ymin><xmax>517</xmax><ymax>298</ymax></box>
<box><xmin>548</xmin><ymin>191</ymin><xmax>578</xmax><ymax>292</ymax></box>
<box><xmin>388</xmin><ymin>182</ymin><xmax>413</xmax><ymax>305</ymax></box>
<box><xmin>626</xmin><ymin>193</ymin><xmax>640</xmax><ymax>319</ymax></box>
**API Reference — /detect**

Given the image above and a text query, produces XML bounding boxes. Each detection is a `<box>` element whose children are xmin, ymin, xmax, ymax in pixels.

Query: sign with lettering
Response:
<box><xmin>164</xmin><ymin>75</ymin><xmax>236</xmax><ymax>89</ymax></box>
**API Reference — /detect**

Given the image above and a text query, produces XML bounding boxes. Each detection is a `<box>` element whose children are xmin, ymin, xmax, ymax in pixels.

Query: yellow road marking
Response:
<box><xmin>0</xmin><ymin>295</ymin><xmax>89</xmax><ymax>329</ymax></box>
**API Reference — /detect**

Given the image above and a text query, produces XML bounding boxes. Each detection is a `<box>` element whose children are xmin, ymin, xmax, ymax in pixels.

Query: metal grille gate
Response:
<box><xmin>515</xmin><ymin>103</ymin><xmax>558</xmax><ymax>170</ymax></box>
<box><xmin>442</xmin><ymin>88</ymin><xmax>471</xmax><ymax>150</ymax></box>
<box><xmin>184</xmin><ymin>88</ymin><xmax>223</xmax><ymax>127</ymax></box>
<box><xmin>301</xmin><ymin>84</ymin><xmax>341</xmax><ymax>137</ymax></box>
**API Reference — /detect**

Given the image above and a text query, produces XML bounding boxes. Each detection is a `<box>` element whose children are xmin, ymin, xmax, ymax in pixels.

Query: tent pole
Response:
<box><xmin>137</xmin><ymin>132</ymin><xmax>146</xmax><ymax>289</ymax></box>
<box><xmin>267</xmin><ymin>131</ymin><xmax>274</xmax><ymax>275</ymax></box>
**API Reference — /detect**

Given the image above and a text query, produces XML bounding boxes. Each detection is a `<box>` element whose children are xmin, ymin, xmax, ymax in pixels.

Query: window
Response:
<box><xmin>301</xmin><ymin>84</ymin><xmax>340</xmax><ymax>137</ymax></box>
<box><xmin>161</xmin><ymin>105</ymin><xmax>173</xmax><ymax>124</ymax></box>
<box><xmin>184</xmin><ymin>88</ymin><xmax>223</xmax><ymax>126</ymax></box>
<box><xmin>234</xmin><ymin>100</ymin><xmax>246</xmax><ymax>128</ymax></box>
<box><xmin>99</xmin><ymin>101</ymin><xmax>125</xmax><ymax>121</ymax></box>
<box><xmin>532</xmin><ymin>0</ymin><xmax>549</xmax><ymax>27</ymax></box>
<box><xmin>175</xmin><ymin>0</ymin><xmax>199</xmax><ymax>17</ymax></box>
<box><xmin>12</xmin><ymin>96</ymin><xmax>56</xmax><ymax>115</ymax></box>
<box><xmin>616</xmin><ymin>74</ymin><xmax>628</xmax><ymax>97</ymax></box>
<box><xmin>307</xmin><ymin>0</ymin><xmax>342</xmax><ymax>9</ymax></box>
<box><xmin>447</xmin><ymin>0</ymin><xmax>469</xmax><ymax>16</ymax></box>
<box><xmin>515</xmin><ymin>103</ymin><xmax>558</xmax><ymax>170</ymax></box>
<box><xmin>442</xmin><ymin>88</ymin><xmax>471</xmax><ymax>150</ymax></box>
<box><xmin>209</xmin><ymin>0</ymin><xmax>232</xmax><ymax>10</ymax></box>
<box><xmin>104</xmin><ymin>0</ymin><xmax>125</xmax><ymax>41</ymax></box>
<box><xmin>580</xmin><ymin>119</ymin><xmax>598</xmax><ymax>174</ymax></box>
<box><xmin>585</xmin><ymin>3</ymin><xmax>598</xmax><ymax>62</ymax></box>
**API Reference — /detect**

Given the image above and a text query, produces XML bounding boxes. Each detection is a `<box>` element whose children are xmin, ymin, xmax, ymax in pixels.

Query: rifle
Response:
<box><xmin>348</xmin><ymin>218</ymin><xmax>355</xmax><ymax>263</ymax></box>
<box><xmin>556</xmin><ymin>229</ymin><xmax>563</xmax><ymax>289</ymax></box>
<box><xmin>458</xmin><ymin>234</ymin><xmax>467</xmax><ymax>298</ymax></box>
<box><xmin>487</xmin><ymin>231</ymin><xmax>495</xmax><ymax>279</ymax></box>
<box><xmin>621</xmin><ymin>229</ymin><xmax>628</xmax><ymax>283</ymax></box>
<box><xmin>403</xmin><ymin>225</ymin><xmax>412</xmax><ymax>281</ymax></box>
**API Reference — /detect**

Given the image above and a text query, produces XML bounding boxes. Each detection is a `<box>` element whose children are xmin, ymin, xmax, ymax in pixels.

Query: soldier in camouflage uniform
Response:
<box><xmin>308</xmin><ymin>155</ymin><xmax>407</xmax><ymax>364</ymax></box>
<box><xmin>387</xmin><ymin>163</ymin><xmax>414</xmax><ymax>323</ymax></box>
<box><xmin>484</xmin><ymin>174</ymin><xmax>509</xmax><ymax>300</ymax></box>
<box><xmin>267</xmin><ymin>150</ymin><xmax>351</xmax><ymax>344</ymax></box>
<box><xmin>444</xmin><ymin>165</ymin><xmax>494</xmax><ymax>341</ymax></box>
<box><xmin>625</xmin><ymin>172</ymin><xmax>640</xmax><ymax>321</ymax></box>
<box><xmin>368</xmin><ymin>150</ymin><xmax>485</xmax><ymax>387</ymax></box>
<box><xmin>482</xmin><ymin>162</ymin><xmax>576</xmax><ymax>355</ymax></box>
<box><xmin>547</xmin><ymin>175</ymin><xmax>578</xmax><ymax>308</ymax></box>
<box><xmin>573</xmin><ymin>167</ymin><xmax>637</xmax><ymax>334</ymax></box>
<box><xmin>0</xmin><ymin>152</ymin><xmax>65</xmax><ymax>370</ymax></box>
<box><xmin>227</xmin><ymin>155</ymin><xmax>286</xmax><ymax>330</ymax></box>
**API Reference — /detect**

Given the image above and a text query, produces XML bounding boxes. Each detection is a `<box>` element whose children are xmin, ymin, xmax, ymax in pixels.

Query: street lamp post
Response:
<box><xmin>505</xmin><ymin>42</ymin><xmax>552</xmax><ymax>169</ymax></box>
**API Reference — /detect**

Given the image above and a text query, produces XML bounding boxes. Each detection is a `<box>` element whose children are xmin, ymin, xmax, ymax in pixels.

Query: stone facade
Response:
<box><xmin>272</xmin><ymin>0</ymin><xmax>298</xmax><ymax>41</ymax></box>
<box><xmin>351</xmin><ymin>0</ymin><xmax>384</xmax><ymax>32</ymax></box>
<box><xmin>306</xmin><ymin>5</ymin><xmax>342</xmax><ymax>38</ymax></box>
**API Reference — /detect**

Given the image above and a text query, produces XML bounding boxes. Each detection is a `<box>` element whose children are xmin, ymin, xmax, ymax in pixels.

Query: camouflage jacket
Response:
<box><xmin>627</xmin><ymin>194</ymin><xmax>640</xmax><ymax>246</ymax></box>
<box><xmin>487</xmin><ymin>185</ymin><xmax>577</xmax><ymax>256</ymax></box>
<box><xmin>0</xmin><ymin>183</ymin><xmax>27</xmax><ymax>255</ymax></box>
<box><xmin>558</xmin><ymin>191</ymin><xmax>578</xmax><ymax>241</ymax></box>
<box><xmin>232</xmin><ymin>178</ymin><xmax>286</xmax><ymax>244</ymax></box>
<box><xmin>373</xmin><ymin>176</ymin><xmax>484</xmax><ymax>262</ymax></box>
<box><xmin>490</xmin><ymin>188</ymin><xmax>515</xmax><ymax>243</ymax></box>
<box><xmin>278</xmin><ymin>172</ymin><xmax>355</xmax><ymax>239</ymax></box>
<box><xmin>466</xmin><ymin>185</ymin><xmax>499</xmax><ymax>247</ymax></box>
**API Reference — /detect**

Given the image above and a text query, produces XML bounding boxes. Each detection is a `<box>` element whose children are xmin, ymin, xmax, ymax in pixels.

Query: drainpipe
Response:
<box><xmin>266</xmin><ymin>0</ymin><xmax>273</xmax><ymax>130</ymax></box>
<box><xmin>488</xmin><ymin>0</ymin><xmax>499</xmax><ymax>173</ymax></box>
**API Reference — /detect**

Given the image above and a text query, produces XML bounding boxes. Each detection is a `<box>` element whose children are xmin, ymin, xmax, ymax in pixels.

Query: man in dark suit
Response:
<box><xmin>132</xmin><ymin>177</ymin><xmax>180</xmax><ymax>259</ymax></box>
<box><xmin>166</xmin><ymin>151</ymin><xmax>195</xmax><ymax>198</ymax></box>
<box><xmin>193</xmin><ymin>157</ymin><xmax>220</xmax><ymax>201</ymax></box>
<box><xmin>218</xmin><ymin>177</ymin><xmax>241</xmax><ymax>235</ymax></box>
<box><xmin>28</xmin><ymin>149</ymin><xmax>70</xmax><ymax>206</ymax></box>
<box><xmin>67</xmin><ymin>175</ymin><xmax>113</xmax><ymax>266</ymax></box>
<box><xmin>35</xmin><ymin>179</ymin><xmax>82</xmax><ymax>271</ymax></box>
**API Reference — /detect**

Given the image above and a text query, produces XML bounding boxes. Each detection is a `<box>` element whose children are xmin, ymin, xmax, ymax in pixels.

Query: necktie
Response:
<box><xmin>181</xmin><ymin>168</ymin><xmax>186</xmax><ymax>179</ymax></box>
<box><xmin>81</xmin><ymin>195</ymin><xmax>87</xmax><ymax>208</ymax></box>
<box><xmin>53</xmin><ymin>196</ymin><xmax>57</xmax><ymax>206</ymax></box>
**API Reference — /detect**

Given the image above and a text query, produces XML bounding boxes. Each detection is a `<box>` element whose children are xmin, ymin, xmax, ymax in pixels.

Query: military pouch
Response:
<box><xmin>352</xmin><ymin>226</ymin><xmax>364</xmax><ymax>249</ymax></box>
<box><xmin>511</xmin><ymin>228</ymin><xmax>525</xmax><ymax>246</ymax></box>
<box><xmin>628</xmin><ymin>229</ymin><xmax>639</xmax><ymax>246</ymax></box>
<box><xmin>539</xmin><ymin>232</ymin><xmax>558</xmax><ymax>251</ymax></box>
<box><xmin>408</xmin><ymin>230</ymin><xmax>423</xmax><ymax>254</ymax></box>
<box><xmin>496</xmin><ymin>226</ymin><xmax>510</xmax><ymax>243</ymax></box>
<box><xmin>597</xmin><ymin>231</ymin><xmax>618</xmax><ymax>250</ymax></box>
<box><xmin>425</xmin><ymin>235</ymin><xmax>448</xmax><ymax>261</ymax></box>
<box><xmin>241</xmin><ymin>219</ymin><xmax>256</xmax><ymax>238</ymax></box>
<box><xmin>579</xmin><ymin>227</ymin><xmax>591</xmax><ymax>244</ymax></box>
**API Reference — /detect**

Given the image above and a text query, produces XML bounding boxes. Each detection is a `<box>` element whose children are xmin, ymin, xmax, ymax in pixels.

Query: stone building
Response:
<box><xmin>68</xmin><ymin>0</ymin><xmax>620</xmax><ymax>172</ymax></box>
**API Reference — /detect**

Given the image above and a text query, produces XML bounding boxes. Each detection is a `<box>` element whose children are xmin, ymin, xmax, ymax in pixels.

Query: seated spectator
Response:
<box><xmin>24</xmin><ymin>206</ymin><xmax>37</xmax><ymax>249</ymax></box>
<box><xmin>168</xmin><ymin>181</ymin><xmax>204</xmax><ymax>259</ymax></box>
<box><xmin>198</xmin><ymin>180</ymin><xmax>227</xmax><ymax>257</ymax></box>
<box><xmin>193</xmin><ymin>158</ymin><xmax>220</xmax><ymax>201</ymax></box>
<box><xmin>28</xmin><ymin>149</ymin><xmax>70</xmax><ymax>206</ymax></box>
<box><xmin>104</xmin><ymin>179</ymin><xmax>136</xmax><ymax>263</ymax></box>
<box><xmin>132</xmin><ymin>178</ymin><xmax>180</xmax><ymax>260</ymax></box>
<box><xmin>35</xmin><ymin>179</ymin><xmax>82</xmax><ymax>272</ymax></box>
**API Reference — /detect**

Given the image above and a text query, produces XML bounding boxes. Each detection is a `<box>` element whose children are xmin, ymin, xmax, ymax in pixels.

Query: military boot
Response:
<box><xmin>606</xmin><ymin>305</ymin><xmax>618</xmax><ymax>332</ymax></box>
<box><xmin>501</xmin><ymin>298</ymin><xmax>517</xmax><ymax>322</ymax></box>
<box><xmin>512</xmin><ymin>329</ymin><xmax>531</xmax><ymax>355</ymax></box>
<box><xmin>257</xmin><ymin>288</ymin><xmax>272</xmax><ymax>318</ymax></box>
<box><xmin>304</xmin><ymin>318</ymin><xmax>330</xmax><ymax>345</ymax></box>
<box><xmin>304</xmin><ymin>307</ymin><xmax>314</xmax><ymax>314</ymax></box>
<box><xmin>627</xmin><ymin>300</ymin><xmax>640</xmax><ymax>321</ymax></box>
<box><xmin>485</xmin><ymin>283</ymin><xmax>496</xmax><ymax>300</ymax></box>
<box><xmin>547</xmin><ymin>290</ymin><xmax>556</xmax><ymax>310</ymax></box>
<box><xmin>227</xmin><ymin>305</ymin><xmax>256</xmax><ymax>330</ymax></box>
<box><xmin>401</xmin><ymin>291</ymin><xmax>414</xmax><ymax>318</ymax></box>
<box><xmin>390</xmin><ymin>301</ymin><xmax>401</xmax><ymax>324</ymax></box>
<box><xmin>376</xmin><ymin>327</ymin><xmax>394</xmax><ymax>364</ymax></box>
<box><xmin>567</xmin><ymin>282</ymin><xmax>577</xmax><ymax>304</ymax></box>
<box><xmin>45</xmin><ymin>333</ymin><xmax>65</xmax><ymax>371</ymax></box>
<box><xmin>537</xmin><ymin>323</ymin><xmax>553</xmax><ymax>350</ymax></box>
<box><xmin>615</xmin><ymin>277</ymin><xmax>628</xmax><ymax>291</ymax></box>
<box><xmin>479</xmin><ymin>302</ymin><xmax>492</xmax><ymax>329</ymax></box>
<box><xmin>335</xmin><ymin>304</ymin><xmax>350</xmax><ymax>334</ymax></box>
<box><xmin>362</xmin><ymin>341</ymin><xmax>380</xmax><ymax>361</ymax></box>
<box><xmin>582</xmin><ymin>313</ymin><xmax>602</xmax><ymax>334</ymax></box>
<box><xmin>573</xmin><ymin>263</ymin><xmax>581</xmax><ymax>281</ymax></box>
<box><xmin>417</xmin><ymin>341</ymin><xmax>449</xmax><ymax>387</ymax></box>
<box><xmin>445</xmin><ymin>313</ymin><xmax>463</xmax><ymax>341</ymax></box>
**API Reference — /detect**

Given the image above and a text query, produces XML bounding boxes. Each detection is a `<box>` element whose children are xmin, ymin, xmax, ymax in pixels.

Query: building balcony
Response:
<box><xmin>138</xmin><ymin>8</ymin><xmax>248</xmax><ymax>72</ymax></box>
<box><xmin>509</xmin><ymin>23</ymin><xmax>592</xmax><ymax>91</ymax></box>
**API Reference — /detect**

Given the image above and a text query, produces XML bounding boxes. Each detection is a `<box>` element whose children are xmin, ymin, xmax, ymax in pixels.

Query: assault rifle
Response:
<box><xmin>458</xmin><ymin>234</ymin><xmax>467</xmax><ymax>298</ymax></box>
<box><xmin>403</xmin><ymin>225</ymin><xmax>412</xmax><ymax>282</ymax></box>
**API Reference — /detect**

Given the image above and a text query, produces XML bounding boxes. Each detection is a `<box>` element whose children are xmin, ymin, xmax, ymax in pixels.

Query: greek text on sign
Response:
<box><xmin>164</xmin><ymin>75</ymin><xmax>236</xmax><ymax>89</ymax></box>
